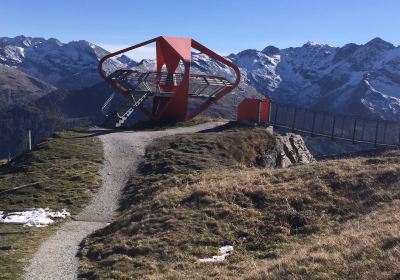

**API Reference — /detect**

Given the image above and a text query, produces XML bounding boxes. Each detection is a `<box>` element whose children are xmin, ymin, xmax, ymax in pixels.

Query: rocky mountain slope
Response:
<box><xmin>0</xmin><ymin>36</ymin><xmax>136</xmax><ymax>157</ymax></box>
<box><xmin>227</xmin><ymin>38</ymin><xmax>400</xmax><ymax>120</ymax></box>
<box><xmin>0</xmin><ymin>36</ymin><xmax>135</xmax><ymax>90</ymax></box>
<box><xmin>0</xmin><ymin>64</ymin><xmax>56</xmax><ymax>110</ymax></box>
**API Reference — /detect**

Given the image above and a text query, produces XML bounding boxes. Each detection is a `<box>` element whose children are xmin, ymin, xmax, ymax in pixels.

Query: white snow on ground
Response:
<box><xmin>199</xmin><ymin>245</ymin><xmax>234</xmax><ymax>263</ymax></box>
<box><xmin>0</xmin><ymin>208</ymin><xmax>70</xmax><ymax>227</ymax></box>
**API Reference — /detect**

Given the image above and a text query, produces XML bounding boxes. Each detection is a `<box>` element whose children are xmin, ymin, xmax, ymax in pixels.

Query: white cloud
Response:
<box><xmin>98</xmin><ymin>44</ymin><xmax>156</xmax><ymax>61</ymax></box>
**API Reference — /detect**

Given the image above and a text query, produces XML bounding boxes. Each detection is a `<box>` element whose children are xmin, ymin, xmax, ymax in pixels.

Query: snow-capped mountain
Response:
<box><xmin>1</xmin><ymin>35</ymin><xmax>399</xmax><ymax>158</ymax></box>
<box><xmin>1</xmin><ymin>35</ymin><xmax>399</xmax><ymax>120</ymax></box>
<box><xmin>227</xmin><ymin>38</ymin><xmax>400</xmax><ymax>120</ymax></box>
<box><xmin>0</xmin><ymin>35</ymin><xmax>136</xmax><ymax>90</ymax></box>
<box><xmin>131</xmin><ymin>37</ymin><xmax>400</xmax><ymax>120</ymax></box>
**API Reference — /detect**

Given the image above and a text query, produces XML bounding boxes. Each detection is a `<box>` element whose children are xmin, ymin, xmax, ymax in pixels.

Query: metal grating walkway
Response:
<box><xmin>108</xmin><ymin>69</ymin><xmax>233</xmax><ymax>99</ymax></box>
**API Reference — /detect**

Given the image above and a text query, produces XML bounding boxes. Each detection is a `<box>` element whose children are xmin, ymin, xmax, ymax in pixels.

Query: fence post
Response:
<box><xmin>28</xmin><ymin>129</ymin><xmax>32</xmax><ymax>151</ymax></box>
<box><xmin>331</xmin><ymin>115</ymin><xmax>336</xmax><ymax>140</ymax></box>
<box><xmin>374</xmin><ymin>120</ymin><xmax>379</xmax><ymax>147</ymax></box>
<box><xmin>352</xmin><ymin>119</ymin><xmax>357</xmax><ymax>144</ymax></box>
<box><xmin>267</xmin><ymin>100</ymin><xmax>272</xmax><ymax>124</ymax></box>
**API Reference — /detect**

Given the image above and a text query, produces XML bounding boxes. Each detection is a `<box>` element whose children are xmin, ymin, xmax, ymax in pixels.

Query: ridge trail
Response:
<box><xmin>24</xmin><ymin>122</ymin><xmax>226</xmax><ymax>280</ymax></box>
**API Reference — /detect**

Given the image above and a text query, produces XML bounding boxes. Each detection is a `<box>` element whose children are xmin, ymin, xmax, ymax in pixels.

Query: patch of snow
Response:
<box><xmin>17</xmin><ymin>47</ymin><xmax>25</xmax><ymax>57</ymax></box>
<box><xmin>0</xmin><ymin>208</ymin><xmax>70</xmax><ymax>227</ymax></box>
<box><xmin>305</xmin><ymin>41</ymin><xmax>324</xmax><ymax>47</ymax></box>
<box><xmin>199</xmin><ymin>245</ymin><xmax>234</xmax><ymax>263</ymax></box>
<box><xmin>219</xmin><ymin>245</ymin><xmax>233</xmax><ymax>254</ymax></box>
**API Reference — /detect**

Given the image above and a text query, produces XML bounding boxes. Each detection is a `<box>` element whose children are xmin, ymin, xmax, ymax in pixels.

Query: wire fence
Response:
<box><xmin>268</xmin><ymin>102</ymin><xmax>400</xmax><ymax>147</ymax></box>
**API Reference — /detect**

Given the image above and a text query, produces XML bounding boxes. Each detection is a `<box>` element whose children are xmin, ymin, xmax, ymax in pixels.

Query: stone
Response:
<box><xmin>257</xmin><ymin>132</ymin><xmax>315</xmax><ymax>168</ymax></box>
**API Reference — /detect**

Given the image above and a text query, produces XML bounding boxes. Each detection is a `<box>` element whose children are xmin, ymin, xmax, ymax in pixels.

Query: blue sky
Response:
<box><xmin>1</xmin><ymin>0</ymin><xmax>399</xmax><ymax>60</ymax></box>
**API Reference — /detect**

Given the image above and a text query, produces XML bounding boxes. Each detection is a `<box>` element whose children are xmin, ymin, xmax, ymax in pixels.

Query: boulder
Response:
<box><xmin>257</xmin><ymin>132</ymin><xmax>315</xmax><ymax>168</ymax></box>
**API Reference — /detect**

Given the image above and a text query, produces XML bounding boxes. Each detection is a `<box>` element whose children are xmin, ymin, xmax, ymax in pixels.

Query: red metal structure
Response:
<box><xmin>237</xmin><ymin>98</ymin><xmax>270</xmax><ymax>124</ymax></box>
<box><xmin>98</xmin><ymin>36</ymin><xmax>240</xmax><ymax>127</ymax></box>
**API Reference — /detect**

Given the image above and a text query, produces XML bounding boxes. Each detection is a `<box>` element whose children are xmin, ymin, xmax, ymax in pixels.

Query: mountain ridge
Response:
<box><xmin>1</xmin><ymin>35</ymin><xmax>400</xmax><ymax>157</ymax></box>
<box><xmin>2</xmin><ymin>35</ymin><xmax>400</xmax><ymax>122</ymax></box>
<box><xmin>121</xmin><ymin>36</ymin><xmax>400</xmax><ymax>120</ymax></box>
<box><xmin>0</xmin><ymin>35</ymin><xmax>136</xmax><ymax>90</ymax></box>
<box><xmin>225</xmin><ymin>37</ymin><xmax>400</xmax><ymax>120</ymax></box>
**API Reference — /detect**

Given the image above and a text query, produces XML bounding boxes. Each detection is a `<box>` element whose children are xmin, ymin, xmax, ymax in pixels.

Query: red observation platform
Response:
<box><xmin>98</xmin><ymin>36</ymin><xmax>241</xmax><ymax>127</ymax></box>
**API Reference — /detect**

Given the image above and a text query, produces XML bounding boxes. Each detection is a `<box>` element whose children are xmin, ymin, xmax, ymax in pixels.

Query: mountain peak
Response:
<box><xmin>261</xmin><ymin>45</ymin><xmax>280</xmax><ymax>56</ymax></box>
<box><xmin>14</xmin><ymin>35</ymin><xmax>28</xmax><ymax>40</ymax></box>
<box><xmin>236</xmin><ymin>49</ymin><xmax>260</xmax><ymax>57</ymax></box>
<box><xmin>303</xmin><ymin>41</ymin><xmax>327</xmax><ymax>48</ymax></box>
<box><xmin>47</xmin><ymin>38</ymin><xmax>63</xmax><ymax>46</ymax></box>
<box><xmin>0</xmin><ymin>35</ymin><xmax>43</xmax><ymax>48</ymax></box>
<box><xmin>364</xmin><ymin>37</ymin><xmax>394</xmax><ymax>50</ymax></box>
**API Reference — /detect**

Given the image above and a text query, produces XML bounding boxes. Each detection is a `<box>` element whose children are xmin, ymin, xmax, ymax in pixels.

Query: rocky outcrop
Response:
<box><xmin>257</xmin><ymin>132</ymin><xmax>315</xmax><ymax>168</ymax></box>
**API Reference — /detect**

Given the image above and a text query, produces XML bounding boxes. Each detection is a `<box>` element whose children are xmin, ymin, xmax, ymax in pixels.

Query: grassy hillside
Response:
<box><xmin>79</xmin><ymin>127</ymin><xmax>400</xmax><ymax>280</ymax></box>
<box><xmin>0</xmin><ymin>81</ymin><xmax>111</xmax><ymax>159</ymax></box>
<box><xmin>0</xmin><ymin>130</ymin><xmax>103</xmax><ymax>280</ymax></box>
<box><xmin>0</xmin><ymin>64</ymin><xmax>56</xmax><ymax>110</ymax></box>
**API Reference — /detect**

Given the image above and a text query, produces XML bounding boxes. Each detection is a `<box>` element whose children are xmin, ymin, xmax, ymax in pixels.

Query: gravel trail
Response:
<box><xmin>24</xmin><ymin>122</ymin><xmax>225</xmax><ymax>280</ymax></box>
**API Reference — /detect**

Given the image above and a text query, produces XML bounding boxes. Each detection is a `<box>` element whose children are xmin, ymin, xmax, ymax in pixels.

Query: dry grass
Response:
<box><xmin>0</xmin><ymin>131</ymin><xmax>103</xmax><ymax>212</ymax></box>
<box><xmin>138</xmin><ymin>127</ymin><xmax>274</xmax><ymax>176</ymax></box>
<box><xmin>0</xmin><ymin>131</ymin><xmax>103</xmax><ymax>280</ymax></box>
<box><xmin>249</xmin><ymin>199</ymin><xmax>400</xmax><ymax>280</ymax></box>
<box><xmin>79</xmin><ymin>129</ymin><xmax>400</xmax><ymax>280</ymax></box>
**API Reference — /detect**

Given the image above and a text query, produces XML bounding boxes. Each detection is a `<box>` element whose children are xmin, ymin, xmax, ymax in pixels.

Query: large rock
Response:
<box><xmin>257</xmin><ymin>132</ymin><xmax>315</xmax><ymax>168</ymax></box>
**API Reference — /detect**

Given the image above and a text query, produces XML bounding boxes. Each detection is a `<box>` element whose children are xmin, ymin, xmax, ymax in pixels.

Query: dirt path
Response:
<box><xmin>24</xmin><ymin>122</ymin><xmax>226</xmax><ymax>280</ymax></box>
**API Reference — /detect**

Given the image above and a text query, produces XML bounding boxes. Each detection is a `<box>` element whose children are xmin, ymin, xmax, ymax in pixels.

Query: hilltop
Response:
<box><xmin>0</xmin><ymin>122</ymin><xmax>399</xmax><ymax>279</ymax></box>
<box><xmin>76</xmin><ymin>124</ymin><xmax>400</xmax><ymax>279</ymax></box>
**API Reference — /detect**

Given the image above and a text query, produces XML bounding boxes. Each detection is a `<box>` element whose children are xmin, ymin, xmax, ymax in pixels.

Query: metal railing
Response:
<box><xmin>109</xmin><ymin>69</ymin><xmax>233</xmax><ymax>99</ymax></box>
<box><xmin>268</xmin><ymin>102</ymin><xmax>400</xmax><ymax>147</ymax></box>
